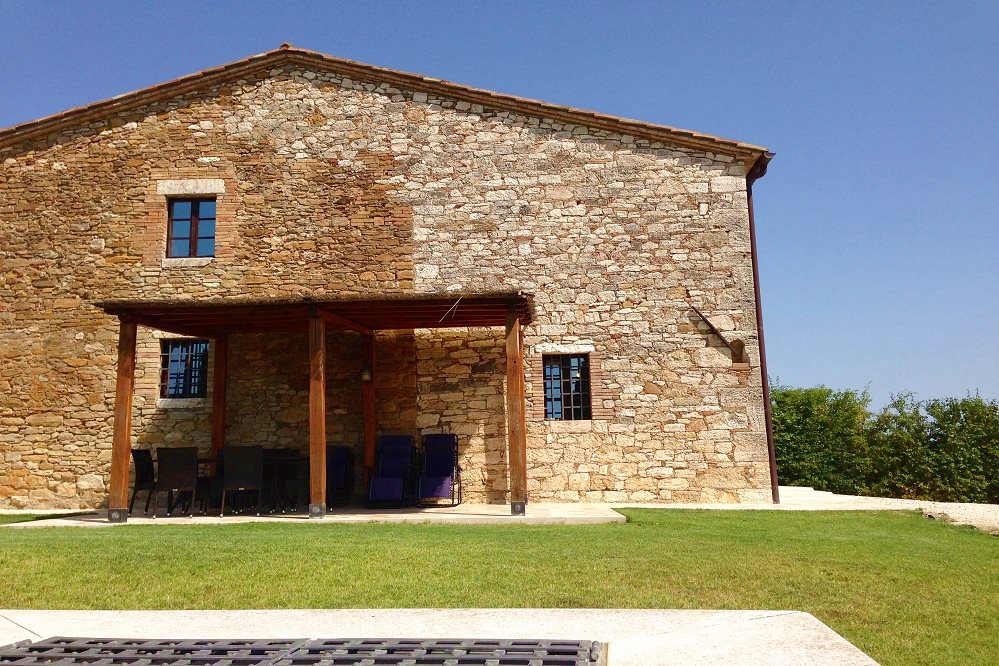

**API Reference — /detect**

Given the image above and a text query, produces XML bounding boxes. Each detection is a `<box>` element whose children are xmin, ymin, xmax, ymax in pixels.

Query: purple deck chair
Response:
<box><xmin>367</xmin><ymin>435</ymin><xmax>415</xmax><ymax>507</ymax></box>
<box><xmin>326</xmin><ymin>445</ymin><xmax>354</xmax><ymax>508</ymax></box>
<box><xmin>418</xmin><ymin>434</ymin><xmax>462</xmax><ymax>507</ymax></box>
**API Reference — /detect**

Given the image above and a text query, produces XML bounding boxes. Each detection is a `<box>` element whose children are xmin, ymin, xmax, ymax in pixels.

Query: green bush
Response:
<box><xmin>866</xmin><ymin>394</ymin><xmax>932</xmax><ymax>499</ymax></box>
<box><xmin>773</xmin><ymin>387</ymin><xmax>999</xmax><ymax>503</ymax></box>
<box><xmin>771</xmin><ymin>385</ymin><xmax>870</xmax><ymax>495</ymax></box>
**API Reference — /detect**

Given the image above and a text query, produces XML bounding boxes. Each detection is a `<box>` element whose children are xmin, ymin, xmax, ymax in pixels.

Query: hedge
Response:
<box><xmin>772</xmin><ymin>386</ymin><xmax>999</xmax><ymax>503</ymax></box>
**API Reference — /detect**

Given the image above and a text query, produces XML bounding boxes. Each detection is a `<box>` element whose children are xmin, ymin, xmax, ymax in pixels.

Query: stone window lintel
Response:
<box><xmin>531</xmin><ymin>342</ymin><xmax>595</xmax><ymax>355</ymax></box>
<box><xmin>156</xmin><ymin>179</ymin><xmax>226</xmax><ymax>196</ymax></box>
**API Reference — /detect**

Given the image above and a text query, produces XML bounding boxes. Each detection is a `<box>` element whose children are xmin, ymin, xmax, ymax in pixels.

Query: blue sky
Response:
<box><xmin>3</xmin><ymin>1</ymin><xmax>997</xmax><ymax>406</ymax></box>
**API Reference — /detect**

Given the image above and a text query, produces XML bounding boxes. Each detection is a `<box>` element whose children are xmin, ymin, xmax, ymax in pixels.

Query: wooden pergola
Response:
<box><xmin>99</xmin><ymin>293</ymin><xmax>533</xmax><ymax>522</ymax></box>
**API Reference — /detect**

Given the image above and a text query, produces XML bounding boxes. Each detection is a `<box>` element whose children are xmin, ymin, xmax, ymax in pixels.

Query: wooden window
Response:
<box><xmin>542</xmin><ymin>354</ymin><xmax>592</xmax><ymax>420</ymax></box>
<box><xmin>167</xmin><ymin>199</ymin><xmax>216</xmax><ymax>257</ymax></box>
<box><xmin>159</xmin><ymin>339</ymin><xmax>209</xmax><ymax>398</ymax></box>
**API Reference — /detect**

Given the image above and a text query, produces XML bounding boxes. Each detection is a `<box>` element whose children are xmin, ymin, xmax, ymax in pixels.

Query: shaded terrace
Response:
<box><xmin>97</xmin><ymin>292</ymin><xmax>533</xmax><ymax>522</ymax></box>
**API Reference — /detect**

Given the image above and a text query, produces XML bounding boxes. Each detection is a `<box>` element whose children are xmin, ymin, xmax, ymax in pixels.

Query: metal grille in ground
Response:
<box><xmin>0</xmin><ymin>637</ymin><xmax>607</xmax><ymax>666</ymax></box>
<box><xmin>0</xmin><ymin>637</ymin><xmax>309</xmax><ymax>664</ymax></box>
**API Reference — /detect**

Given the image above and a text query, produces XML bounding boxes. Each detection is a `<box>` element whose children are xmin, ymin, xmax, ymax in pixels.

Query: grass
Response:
<box><xmin>0</xmin><ymin>512</ymin><xmax>92</xmax><ymax>525</ymax></box>
<box><xmin>1</xmin><ymin>510</ymin><xmax>996</xmax><ymax>665</ymax></box>
<box><xmin>0</xmin><ymin>514</ymin><xmax>54</xmax><ymax>525</ymax></box>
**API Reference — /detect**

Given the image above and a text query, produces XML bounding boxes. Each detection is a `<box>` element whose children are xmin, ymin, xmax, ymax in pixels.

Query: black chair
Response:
<box><xmin>367</xmin><ymin>435</ymin><xmax>416</xmax><ymax>507</ymax></box>
<box><xmin>195</xmin><ymin>457</ymin><xmax>222</xmax><ymax>515</ymax></box>
<box><xmin>418</xmin><ymin>434</ymin><xmax>462</xmax><ymax>507</ymax></box>
<box><xmin>326</xmin><ymin>445</ymin><xmax>355</xmax><ymax>508</ymax></box>
<box><xmin>220</xmin><ymin>446</ymin><xmax>265</xmax><ymax>517</ymax></box>
<box><xmin>129</xmin><ymin>448</ymin><xmax>156</xmax><ymax>515</ymax></box>
<box><xmin>151</xmin><ymin>447</ymin><xmax>199</xmax><ymax>518</ymax></box>
<box><xmin>264</xmin><ymin>448</ymin><xmax>305</xmax><ymax>513</ymax></box>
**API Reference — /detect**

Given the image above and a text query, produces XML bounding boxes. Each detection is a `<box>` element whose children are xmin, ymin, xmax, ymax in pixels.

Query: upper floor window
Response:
<box><xmin>160</xmin><ymin>339</ymin><xmax>209</xmax><ymax>399</ymax></box>
<box><xmin>167</xmin><ymin>199</ymin><xmax>215</xmax><ymax>258</ymax></box>
<box><xmin>543</xmin><ymin>354</ymin><xmax>592</xmax><ymax>420</ymax></box>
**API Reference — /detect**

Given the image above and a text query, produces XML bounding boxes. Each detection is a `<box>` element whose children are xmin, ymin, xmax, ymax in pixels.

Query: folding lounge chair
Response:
<box><xmin>418</xmin><ymin>434</ymin><xmax>462</xmax><ymax>507</ymax></box>
<box><xmin>367</xmin><ymin>435</ymin><xmax>415</xmax><ymax>507</ymax></box>
<box><xmin>326</xmin><ymin>445</ymin><xmax>354</xmax><ymax>508</ymax></box>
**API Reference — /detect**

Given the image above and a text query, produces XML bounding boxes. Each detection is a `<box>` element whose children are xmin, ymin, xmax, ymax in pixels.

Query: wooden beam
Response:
<box><xmin>308</xmin><ymin>314</ymin><xmax>327</xmax><ymax>518</ymax></box>
<box><xmin>97</xmin><ymin>295</ymin><xmax>533</xmax><ymax>338</ymax></box>
<box><xmin>688</xmin><ymin>302</ymin><xmax>738</xmax><ymax>355</ymax></box>
<box><xmin>210</xmin><ymin>335</ymin><xmax>228</xmax><ymax>461</ymax></box>
<box><xmin>318</xmin><ymin>309</ymin><xmax>373</xmax><ymax>336</ymax></box>
<box><xmin>362</xmin><ymin>334</ymin><xmax>377</xmax><ymax>479</ymax></box>
<box><xmin>505</xmin><ymin>309</ymin><xmax>527</xmax><ymax>515</ymax></box>
<box><xmin>121</xmin><ymin>312</ymin><xmax>215</xmax><ymax>338</ymax></box>
<box><xmin>108</xmin><ymin>318</ymin><xmax>137</xmax><ymax>523</ymax></box>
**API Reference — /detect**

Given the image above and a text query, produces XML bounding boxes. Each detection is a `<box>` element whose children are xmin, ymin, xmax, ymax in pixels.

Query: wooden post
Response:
<box><xmin>210</xmin><ymin>335</ymin><xmax>228</xmax><ymax>462</ymax></box>
<box><xmin>362</xmin><ymin>334</ymin><xmax>377</xmax><ymax>481</ymax></box>
<box><xmin>518</xmin><ymin>323</ymin><xmax>527</xmax><ymax>489</ymax></box>
<box><xmin>308</xmin><ymin>313</ymin><xmax>327</xmax><ymax>517</ymax></box>
<box><xmin>505</xmin><ymin>309</ymin><xmax>527</xmax><ymax>515</ymax></box>
<box><xmin>108</xmin><ymin>318</ymin><xmax>137</xmax><ymax>523</ymax></box>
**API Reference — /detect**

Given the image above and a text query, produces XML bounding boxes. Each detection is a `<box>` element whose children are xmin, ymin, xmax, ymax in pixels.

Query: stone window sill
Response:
<box><xmin>162</xmin><ymin>257</ymin><xmax>213</xmax><ymax>268</ymax></box>
<box><xmin>156</xmin><ymin>398</ymin><xmax>205</xmax><ymax>410</ymax></box>
<box><xmin>542</xmin><ymin>419</ymin><xmax>594</xmax><ymax>433</ymax></box>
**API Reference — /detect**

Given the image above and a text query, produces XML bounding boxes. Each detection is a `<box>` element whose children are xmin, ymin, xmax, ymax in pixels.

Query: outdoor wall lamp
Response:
<box><xmin>360</xmin><ymin>363</ymin><xmax>373</xmax><ymax>382</ymax></box>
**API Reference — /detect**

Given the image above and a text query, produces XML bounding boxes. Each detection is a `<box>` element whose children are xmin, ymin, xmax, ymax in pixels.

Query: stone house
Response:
<box><xmin>0</xmin><ymin>45</ymin><xmax>777</xmax><ymax>519</ymax></box>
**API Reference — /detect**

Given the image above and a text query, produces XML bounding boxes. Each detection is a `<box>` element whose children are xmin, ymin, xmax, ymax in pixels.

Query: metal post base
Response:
<box><xmin>308</xmin><ymin>503</ymin><xmax>326</xmax><ymax>519</ymax></box>
<box><xmin>511</xmin><ymin>501</ymin><xmax>526</xmax><ymax>516</ymax></box>
<box><xmin>107</xmin><ymin>508</ymin><xmax>128</xmax><ymax>523</ymax></box>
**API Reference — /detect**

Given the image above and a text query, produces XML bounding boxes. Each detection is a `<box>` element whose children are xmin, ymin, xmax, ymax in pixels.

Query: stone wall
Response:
<box><xmin>0</xmin><ymin>62</ymin><xmax>771</xmax><ymax>508</ymax></box>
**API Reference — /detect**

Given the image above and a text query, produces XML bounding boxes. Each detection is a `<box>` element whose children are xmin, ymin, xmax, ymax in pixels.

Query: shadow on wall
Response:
<box><xmin>132</xmin><ymin>327</ymin><xmax>509</xmax><ymax>503</ymax></box>
<box><xmin>136</xmin><ymin>330</ymin><xmax>366</xmax><ymax>456</ymax></box>
<box><xmin>415</xmin><ymin>328</ymin><xmax>508</xmax><ymax>503</ymax></box>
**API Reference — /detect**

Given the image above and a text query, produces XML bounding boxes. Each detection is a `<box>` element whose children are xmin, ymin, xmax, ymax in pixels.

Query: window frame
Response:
<box><xmin>166</xmin><ymin>198</ymin><xmax>216</xmax><ymax>258</ymax></box>
<box><xmin>542</xmin><ymin>353</ymin><xmax>593</xmax><ymax>421</ymax></box>
<box><xmin>159</xmin><ymin>339</ymin><xmax>210</xmax><ymax>399</ymax></box>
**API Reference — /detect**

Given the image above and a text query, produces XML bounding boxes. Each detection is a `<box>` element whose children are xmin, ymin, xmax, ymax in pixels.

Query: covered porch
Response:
<box><xmin>98</xmin><ymin>293</ymin><xmax>533</xmax><ymax>523</ymax></box>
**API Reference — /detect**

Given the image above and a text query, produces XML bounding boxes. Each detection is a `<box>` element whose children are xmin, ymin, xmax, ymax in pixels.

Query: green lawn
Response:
<box><xmin>0</xmin><ymin>513</ymin><xmax>92</xmax><ymax>525</ymax></box>
<box><xmin>1</xmin><ymin>510</ymin><xmax>995</xmax><ymax>665</ymax></box>
<box><xmin>0</xmin><ymin>514</ymin><xmax>49</xmax><ymax>525</ymax></box>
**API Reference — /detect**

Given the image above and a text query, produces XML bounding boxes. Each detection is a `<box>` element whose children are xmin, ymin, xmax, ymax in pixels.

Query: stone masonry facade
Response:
<box><xmin>0</xmin><ymin>50</ymin><xmax>773</xmax><ymax>508</ymax></box>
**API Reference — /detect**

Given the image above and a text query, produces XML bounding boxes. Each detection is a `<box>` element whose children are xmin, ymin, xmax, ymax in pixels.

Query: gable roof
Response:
<box><xmin>0</xmin><ymin>44</ymin><xmax>772</xmax><ymax>167</ymax></box>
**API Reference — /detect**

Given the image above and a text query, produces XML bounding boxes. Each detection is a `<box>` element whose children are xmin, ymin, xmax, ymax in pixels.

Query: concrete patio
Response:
<box><xmin>5</xmin><ymin>486</ymin><xmax>998</xmax><ymax>532</ymax></box>
<box><xmin>2</xmin><ymin>502</ymin><xmax>627</xmax><ymax>527</ymax></box>
<box><xmin>0</xmin><ymin>609</ymin><xmax>878</xmax><ymax>665</ymax></box>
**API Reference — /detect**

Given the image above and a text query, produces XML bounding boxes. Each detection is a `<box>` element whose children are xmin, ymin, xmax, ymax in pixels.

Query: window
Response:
<box><xmin>543</xmin><ymin>354</ymin><xmax>592</xmax><ymax>420</ymax></box>
<box><xmin>167</xmin><ymin>199</ymin><xmax>216</xmax><ymax>257</ymax></box>
<box><xmin>159</xmin><ymin>339</ymin><xmax>209</xmax><ymax>398</ymax></box>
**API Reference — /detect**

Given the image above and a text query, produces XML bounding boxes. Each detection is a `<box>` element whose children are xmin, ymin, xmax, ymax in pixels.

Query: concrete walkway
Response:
<box><xmin>5</xmin><ymin>487</ymin><xmax>997</xmax><ymax>533</ymax></box>
<box><xmin>0</xmin><ymin>609</ymin><xmax>877</xmax><ymax>665</ymax></box>
<box><xmin>1</xmin><ymin>502</ymin><xmax>627</xmax><ymax>527</ymax></box>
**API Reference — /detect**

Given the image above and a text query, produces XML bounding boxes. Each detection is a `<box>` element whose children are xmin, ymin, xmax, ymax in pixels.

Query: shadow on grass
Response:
<box><xmin>0</xmin><ymin>511</ymin><xmax>97</xmax><ymax>526</ymax></box>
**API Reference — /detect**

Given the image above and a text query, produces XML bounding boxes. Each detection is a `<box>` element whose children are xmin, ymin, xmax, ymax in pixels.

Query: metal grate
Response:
<box><xmin>285</xmin><ymin>638</ymin><xmax>605</xmax><ymax>665</ymax></box>
<box><xmin>0</xmin><ymin>638</ymin><xmax>605</xmax><ymax>666</ymax></box>
<box><xmin>0</xmin><ymin>637</ymin><xmax>308</xmax><ymax>665</ymax></box>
